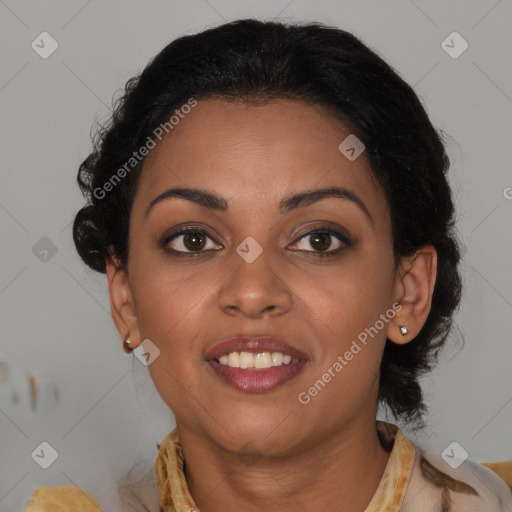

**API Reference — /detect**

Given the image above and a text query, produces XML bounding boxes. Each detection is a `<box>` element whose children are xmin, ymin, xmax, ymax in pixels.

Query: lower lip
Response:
<box><xmin>207</xmin><ymin>359</ymin><xmax>307</xmax><ymax>392</ymax></box>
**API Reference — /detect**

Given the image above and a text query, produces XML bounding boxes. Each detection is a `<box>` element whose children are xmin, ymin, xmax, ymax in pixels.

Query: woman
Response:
<box><xmin>24</xmin><ymin>18</ymin><xmax>511</xmax><ymax>512</ymax></box>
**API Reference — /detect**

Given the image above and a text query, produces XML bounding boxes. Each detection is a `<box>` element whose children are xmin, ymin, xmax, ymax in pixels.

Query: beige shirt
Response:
<box><xmin>24</xmin><ymin>421</ymin><xmax>512</xmax><ymax>511</ymax></box>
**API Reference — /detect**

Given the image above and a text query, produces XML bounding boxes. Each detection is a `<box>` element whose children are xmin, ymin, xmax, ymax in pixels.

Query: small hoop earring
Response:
<box><xmin>399</xmin><ymin>325</ymin><xmax>408</xmax><ymax>336</ymax></box>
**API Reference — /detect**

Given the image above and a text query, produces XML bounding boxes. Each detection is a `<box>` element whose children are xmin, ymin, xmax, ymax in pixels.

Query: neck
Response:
<box><xmin>177</xmin><ymin>413</ymin><xmax>391</xmax><ymax>512</ymax></box>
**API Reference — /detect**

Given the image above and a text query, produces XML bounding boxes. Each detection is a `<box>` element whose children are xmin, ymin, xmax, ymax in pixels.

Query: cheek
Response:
<box><xmin>128</xmin><ymin>264</ymin><xmax>206</xmax><ymax>377</ymax></box>
<box><xmin>297</xmin><ymin>256</ymin><xmax>393</xmax><ymax>405</ymax></box>
<box><xmin>303</xmin><ymin>262</ymin><xmax>392</xmax><ymax>343</ymax></box>
<box><xmin>296</xmin><ymin>268</ymin><xmax>390</xmax><ymax>419</ymax></box>
<box><xmin>131</xmin><ymin>257</ymin><xmax>214</xmax><ymax>342</ymax></box>
<box><xmin>136</xmin><ymin>267</ymin><xmax>212</xmax><ymax>420</ymax></box>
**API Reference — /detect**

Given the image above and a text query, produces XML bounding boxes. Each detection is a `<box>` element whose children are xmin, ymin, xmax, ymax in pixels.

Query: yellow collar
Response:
<box><xmin>153</xmin><ymin>421</ymin><xmax>416</xmax><ymax>512</ymax></box>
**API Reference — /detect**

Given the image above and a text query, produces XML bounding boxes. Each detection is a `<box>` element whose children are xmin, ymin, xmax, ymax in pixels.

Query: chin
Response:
<box><xmin>206</xmin><ymin>413</ymin><xmax>306</xmax><ymax>458</ymax></box>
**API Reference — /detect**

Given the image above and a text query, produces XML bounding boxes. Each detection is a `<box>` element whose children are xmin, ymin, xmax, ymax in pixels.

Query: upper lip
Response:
<box><xmin>205</xmin><ymin>335</ymin><xmax>309</xmax><ymax>361</ymax></box>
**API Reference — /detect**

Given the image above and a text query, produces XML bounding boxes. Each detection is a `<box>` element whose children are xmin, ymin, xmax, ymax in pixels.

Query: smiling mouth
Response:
<box><xmin>207</xmin><ymin>351</ymin><xmax>306</xmax><ymax>392</ymax></box>
<box><xmin>214</xmin><ymin>350</ymin><xmax>300</xmax><ymax>369</ymax></box>
<box><xmin>205</xmin><ymin>335</ymin><xmax>308</xmax><ymax>392</ymax></box>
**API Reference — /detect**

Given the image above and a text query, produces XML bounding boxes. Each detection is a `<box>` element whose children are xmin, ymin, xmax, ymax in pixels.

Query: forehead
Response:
<box><xmin>133</xmin><ymin>98</ymin><xmax>387</xmax><ymax>220</ymax></box>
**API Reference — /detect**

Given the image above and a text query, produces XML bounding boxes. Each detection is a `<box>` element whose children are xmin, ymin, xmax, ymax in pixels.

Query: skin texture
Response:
<box><xmin>106</xmin><ymin>98</ymin><xmax>437</xmax><ymax>512</ymax></box>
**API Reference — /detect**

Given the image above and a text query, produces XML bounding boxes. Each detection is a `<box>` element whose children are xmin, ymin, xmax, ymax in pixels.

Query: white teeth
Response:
<box><xmin>271</xmin><ymin>352</ymin><xmax>283</xmax><ymax>366</ymax></box>
<box><xmin>254</xmin><ymin>352</ymin><xmax>272</xmax><ymax>368</ymax></box>
<box><xmin>216</xmin><ymin>351</ymin><xmax>298</xmax><ymax>369</ymax></box>
<box><xmin>239</xmin><ymin>351</ymin><xmax>254</xmax><ymax>369</ymax></box>
<box><xmin>227</xmin><ymin>352</ymin><xmax>239</xmax><ymax>367</ymax></box>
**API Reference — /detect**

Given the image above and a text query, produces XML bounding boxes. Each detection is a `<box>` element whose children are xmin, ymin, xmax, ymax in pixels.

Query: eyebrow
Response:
<box><xmin>144</xmin><ymin>186</ymin><xmax>374</xmax><ymax>227</ymax></box>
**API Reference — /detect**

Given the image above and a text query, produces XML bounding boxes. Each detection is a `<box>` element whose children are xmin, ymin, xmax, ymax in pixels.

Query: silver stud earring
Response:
<box><xmin>124</xmin><ymin>336</ymin><xmax>132</xmax><ymax>351</ymax></box>
<box><xmin>399</xmin><ymin>325</ymin><xmax>408</xmax><ymax>336</ymax></box>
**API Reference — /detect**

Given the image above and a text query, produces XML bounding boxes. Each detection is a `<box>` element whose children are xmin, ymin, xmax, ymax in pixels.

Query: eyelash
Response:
<box><xmin>290</xmin><ymin>226</ymin><xmax>351</xmax><ymax>258</ymax></box>
<box><xmin>160</xmin><ymin>225</ymin><xmax>351</xmax><ymax>259</ymax></box>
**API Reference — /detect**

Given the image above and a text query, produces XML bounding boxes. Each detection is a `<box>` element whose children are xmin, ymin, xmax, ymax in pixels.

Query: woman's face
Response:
<box><xmin>121</xmin><ymin>98</ymin><xmax>402</xmax><ymax>455</ymax></box>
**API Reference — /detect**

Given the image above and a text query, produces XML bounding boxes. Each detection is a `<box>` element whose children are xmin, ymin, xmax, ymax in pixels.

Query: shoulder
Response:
<box><xmin>24</xmin><ymin>485</ymin><xmax>103</xmax><ymax>511</ymax></box>
<box><xmin>401</xmin><ymin>448</ymin><xmax>512</xmax><ymax>511</ymax></box>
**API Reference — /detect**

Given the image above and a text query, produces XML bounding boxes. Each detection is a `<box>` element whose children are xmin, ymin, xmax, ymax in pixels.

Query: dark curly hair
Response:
<box><xmin>73</xmin><ymin>18</ymin><xmax>462</xmax><ymax>430</ymax></box>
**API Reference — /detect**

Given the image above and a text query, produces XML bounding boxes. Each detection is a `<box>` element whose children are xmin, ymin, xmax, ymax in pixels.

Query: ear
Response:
<box><xmin>105</xmin><ymin>245</ymin><xmax>141</xmax><ymax>353</ymax></box>
<box><xmin>387</xmin><ymin>245</ymin><xmax>438</xmax><ymax>345</ymax></box>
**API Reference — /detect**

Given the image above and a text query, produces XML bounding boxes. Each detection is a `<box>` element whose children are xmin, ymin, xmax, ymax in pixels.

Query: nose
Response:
<box><xmin>217</xmin><ymin>249</ymin><xmax>293</xmax><ymax>319</ymax></box>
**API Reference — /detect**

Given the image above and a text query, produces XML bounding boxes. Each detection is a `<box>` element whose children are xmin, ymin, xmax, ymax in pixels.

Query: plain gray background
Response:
<box><xmin>1</xmin><ymin>1</ymin><xmax>511</xmax><ymax>511</ymax></box>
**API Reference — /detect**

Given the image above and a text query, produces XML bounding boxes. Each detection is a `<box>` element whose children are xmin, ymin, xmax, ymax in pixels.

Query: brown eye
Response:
<box><xmin>289</xmin><ymin>227</ymin><xmax>352</xmax><ymax>259</ymax></box>
<box><xmin>309</xmin><ymin>232</ymin><xmax>333</xmax><ymax>252</ymax></box>
<box><xmin>161</xmin><ymin>227</ymin><xmax>221</xmax><ymax>257</ymax></box>
<box><xmin>182</xmin><ymin>231</ymin><xmax>207</xmax><ymax>251</ymax></box>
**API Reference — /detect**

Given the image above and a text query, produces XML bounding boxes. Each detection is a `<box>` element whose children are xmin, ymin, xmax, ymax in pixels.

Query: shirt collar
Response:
<box><xmin>364</xmin><ymin>421</ymin><xmax>416</xmax><ymax>511</ymax></box>
<box><xmin>153</xmin><ymin>421</ymin><xmax>416</xmax><ymax>512</ymax></box>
